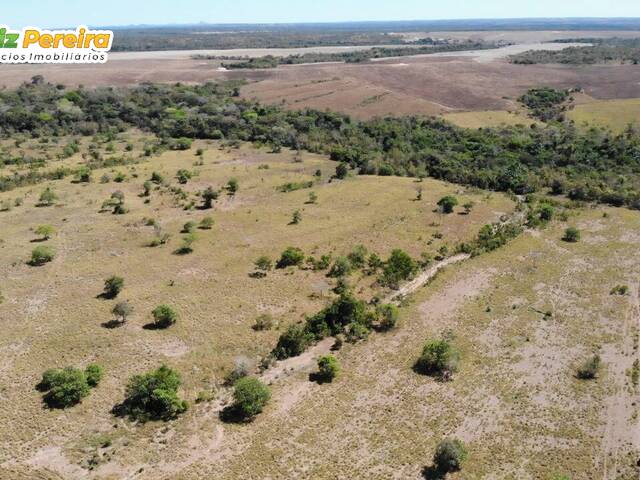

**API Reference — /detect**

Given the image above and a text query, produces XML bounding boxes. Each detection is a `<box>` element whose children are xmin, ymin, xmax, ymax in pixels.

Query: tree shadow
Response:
<box><xmin>142</xmin><ymin>322</ymin><xmax>162</xmax><ymax>331</ymax></box>
<box><xmin>219</xmin><ymin>405</ymin><xmax>253</xmax><ymax>424</ymax></box>
<box><xmin>308</xmin><ymin>372</ymin><xmax>332</xmax><ymax>385</ymax></box>
<box><xmin>96</xmin><ymin>291</ymin><xmax>116</xmax><ymax>300</ymax></box>
<box><xmin>30</xmin><ymin>238</ymin><xmax>48</xmax><ymax>243</ymax></box>
<box><xmin>101</xmin><ymin>319</ymin><xmax>125</xmax><ymax>329</ymax></box>
<box><xmin>421</xmin><ymin>465</ymin><xmax>446</xmax><ymax>480</ymax></box>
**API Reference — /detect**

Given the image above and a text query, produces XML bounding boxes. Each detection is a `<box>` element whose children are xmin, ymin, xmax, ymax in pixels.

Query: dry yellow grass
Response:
<box><xmin>0</xmin><ymin>138</ymin><xmax>515</xmax><ymax>479</ymax></box>
<box><xmin>443</xmin><ymin>110</ymin><xmax>538</xmax><ymax>129</ymax></box>
<box><xmin>568</xmin><ymin>97</ymin><xmax>640</xmax><ymax>132</ymax></box>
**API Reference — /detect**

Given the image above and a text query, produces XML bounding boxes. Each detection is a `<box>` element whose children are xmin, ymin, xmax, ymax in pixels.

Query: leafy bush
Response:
<box><xmin>276</xmin><ymin>247</ymin><xmax>305</xmax><ymax>268</ymax></box>
<box><xmin>231</xmin><ymin>377</ymin><xmax>271</xmax><ymax>419</ymax></box>
<box><xmin>30</xmin><ymin>246</ymin><xmax>55</xmax><ymax>266</ymax></box>
<box><xmin>176</xmin><ymin>169</ymin><xmax>192</xmax><ymax>184</ymax></box>
<box><xmin>347</xmin><ymin>245</ymin><xmax>368</xmax><ymax>269</ymax></box>
<box><xmin>38</xmin><ymin>187</ymin><xmax>57</xmax><ymax>206</ymax></box>
<box><xmin>112</xmin><ymin>301</ymin><xmax>133</xmax><ymax>324</ymax></box>
<box><xmin>273</xmin><ymin>324</ymin><xmax>314</xmax><ymax>360</ymax></box>
<box><xmin>376</xmin><ymin>304</ymin><xmax>399</xmax><ymax>331</ymax></box>
<box><xmin>38</xmin><ymin>365</ymin><xmax>101</xmax><ymax>408</ymax></box>
<box><xmin>381</xmin><ymin>249</ymin><xmax>417</xmax><ymax>288</ymax></box>
<box><xmin>103</xmin><ymin>275</ymin><xmax>124</xmax><ymax>299</ymax></box>
<box><xmin>201</xmin><ymin>186</ymin><xmax>219</xmax><ymax>209</ymax></box>
<box><xmin>117</xmin><ymin>365</ymin><xmax>188</xmax><ymax>421</ymax></box>
<box><xmin>35</xmin><ymin>224</ymin><xmax>55</xmax><ymax>240</ymax></box>
<box><xmin>85</xmin><ymin>364</ymin><xmax>104</xmax><ymax>387</ymax></box>
<box><xmin>316</xmin><ymin>355</ymin><xmax>340</xmax><ymax>382</ymax></box>
<box><xmin>226</xmin><ymin>178</ymin><xmax>239</xmax><ymax>195</ymax></box>
<box><xmin>152</xmin><ymin>305</ymin><xmax>178</xmax><ymax>329</ymax></box>
<box><xmin>327</xmin><ymin>256</ymin><xmax>352</xmax><ymax>278</ymax></box>
<box><xmin>335</xmin><ymin>162</ymin><xmax>349</xmax><ymax>179</ymax></box>
<box><xmin>563</xmin><ymin>227</ymin><xmax>581</xmax><ymax>243</ymax></box>
<box><xmin>182</xmin><ymin>221</ymin><xmax>197</xmax><ymax>233</ymax></box>
<box><xmin>254</xmin><ymin>256</ymin><xmax>273</xmax><ymax>272</ymax></box>
<box><xmin>415</xmin><ymin>339</ymin><xmax>459</xmax><ymax>378</ymax></box>
<box><xmin>437</xmin><ymin>195</ymin><xmax>458</xmax><ymax>214</ymax></box>
<box><xmin>433</xmin><ymin>438</ymin><xmax>468</xmax><ymax>472</ymax></box>
<box><xmin>199</xmin><ymin>216</ymin><xmax>214</xmax><ymax>230</ymax></box>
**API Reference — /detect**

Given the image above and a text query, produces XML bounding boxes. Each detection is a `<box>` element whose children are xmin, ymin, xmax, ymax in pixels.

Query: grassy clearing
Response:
<box><xmin>442</xmin><ymin>110</ymin><xmax>538</xmax><ymax>129</ymax></box>
<box><xmin>568</xmin><ymin>98</ymin><xmax>640</xmax><ymax>132</ymax></box>
<box><xmin>0</xmin><ymin>140</ymin><xmax>513</xmax><ymax>478</ymax></box>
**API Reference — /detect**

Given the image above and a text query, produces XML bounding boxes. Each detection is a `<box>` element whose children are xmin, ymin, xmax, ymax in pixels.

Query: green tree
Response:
<box><xmin>328</xmin><ymin>256</ymin><xmax>352</xmax><ymax>278</ymax></box>
<box><xmin>433</xmin><ymin>438</ymin><xmax>468</xmax><ymax>473</ymax></box>
<box><xmin>201</xmin><ymin>186</ymin><xmax>219</xmax><ymax>209</ymax></box>
<box><xmin>376</xmin><ymin>304</ymin><xmax>399</xmax><ymax>331</ymax></box>
<box><xmin>437</xmin><ymin>195</ymin><xmax>459</xmax><ymax>214</ymax></box>
<box><xmin>103</xmin><ymin>276</ymin><xmax>124</xmax><ymax>299</ymax></box>
<box><xmin>85</xmin><ymin>364</ymin><xmax>104</xmax><ymax>387</ymax></box>
<box><xmin>152</xmin><ymin>305</ymin><xmax>178</xmax><ymax>329</ymax></box>
<box><xmin>277</xmin><ymin>247</ymin><xmax>305</xmax><ymax>268</ymax></box>
<box><xmin>273</xmin><ymin>324</ymin><xmax>313</xmax><ymax>359</ymax></box>
<box><xmin>119</xmin><ymin>365</ymin><xmax>188</xmax><ymax>420</ymax></box>
<box><xmin>112</xmin><ymin>301</ymin><xmax>133</xmax><ymax>324</ymax></box>
<box><xmin>381</xmin><ymin>249</ymin><xmax>417</xmax><ymax>288</ymax></box>
<box><xmin>415</xmin><ymin>339</ymin><xmax>459</xmax><ymax>378</ymax></box>
<box><xmin>38</xmin><ymin>366</ymin><xmax>93</xmax><ymax>409</ymax></box>
<box><xmin>316</xmin><ymin>355</ymin><xmax>340</xmax><ymax>382</ymax></box>
<box><xmin>231</xmin><ymin>377</ymin><xmax>271</xmax><ymax>419</ymax></box>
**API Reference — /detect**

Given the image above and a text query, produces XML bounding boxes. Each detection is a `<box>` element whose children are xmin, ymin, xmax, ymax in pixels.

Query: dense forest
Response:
<box><xmin>197</xmin><ymin>42</ymin><xmax>500</xmax><ymax>69</ymax></box>
<box><xmin>1</xmin><ymin>79</ymin><xmax>640</xmax><ymax>209</ymax></box>
<box><xmin>510</xmin><ymin>37</ymin><xmax>640</xmax><ymax>64</ymax></box>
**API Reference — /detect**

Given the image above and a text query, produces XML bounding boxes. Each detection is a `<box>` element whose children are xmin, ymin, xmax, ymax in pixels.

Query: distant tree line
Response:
<box><xmin>2</xmin><ymin>79</ymin><xmax>640</xmax><ymax>208</ymax></box>
<box><xmin>510</xmin><ymin>37</ymin><xmax>640</xmax><ymax>65</ymax></box>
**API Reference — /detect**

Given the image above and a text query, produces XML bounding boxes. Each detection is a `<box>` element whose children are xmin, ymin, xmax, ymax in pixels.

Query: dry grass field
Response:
<box><xmin>567</xmin><ymin>98</ymin><xmax>640</xmax><ymax>132</ymax></box>
<box><xmin>0</xmin><ymin>136</ymin><xmax>518</xmax><ymax>479</ymax></box>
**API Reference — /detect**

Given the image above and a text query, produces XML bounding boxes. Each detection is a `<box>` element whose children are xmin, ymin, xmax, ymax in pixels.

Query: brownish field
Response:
<box><xmin>3</xmin><ymin>41</ymin><xmax>640</xmax><ymax>120</ymax></box>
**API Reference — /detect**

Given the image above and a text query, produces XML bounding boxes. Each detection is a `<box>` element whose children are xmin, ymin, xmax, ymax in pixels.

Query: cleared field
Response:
<box><xmin>568</xmin><ymin>98</ymin><xmax>640</xmax><ymax>132</ymax></box>
<box><xmin>0</xmin><ymin>139</ymin><xmax>515</xmax><ymax>479</ymax></box>
<box><xmin>443</xmin><ymin>110</ymin><xmax>538</xmax><ymax>129</ymax></box>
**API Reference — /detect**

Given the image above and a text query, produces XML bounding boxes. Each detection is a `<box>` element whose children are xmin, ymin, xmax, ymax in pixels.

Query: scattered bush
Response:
<box><xmin>182</xmin><ymin>221</ymin><xmax>197</xmax><ymax>233</ymax></box>
<box><xmin>117</xmin><ymin>365</ymin><xmax>188</xmax><ymax>421</ymax></box>
<box><xmin>316</xmin><ymin>355</ymin><xmax>340</xmax><ymax>382</ymax></box>
<box><xmin>576</xmin><ymin>354</ymin><xmax>601</xmax><ymax>380</ymax></box>
<box><xmin>112</xmin><ymin>301</ymin><xmax>133</xmax><ymax>324</ymax></box>
<box><xmin>38</xmin><ymin>186</ymin><xmax>57</xmax><ymax>206</ymax></box>
<box><xmin>563</xmin><ymin>227</ymin><xmax>581</xmax><ymax>243</ymax></box>
<box><xmin>176</xmin><ymin>169</ymin><xmax>192</xmax><ymax>184</ymax></box>
<box><xmin>376</xmin><ymin>303</ymin><xmax>399</xmax><ymax>331</ymax></box>
<box><xmin>273</xmin><ymin>323</ymin><xmax>314</xmax><ymax>360</ymax></box>
<box><xmin>175</xmin><ymin>232</ymin><xmax>196</xmax><ymax>255</ymax></box>
<box><xmin>230</xmin><ymin>377</ymin><xmax>271</xmax><ymax>420</ymax></box>
<box><xmin>253</xmin><ymin>313</ymin><xmax>274</xmax><ymax>331</ymax></box>
<box><xmin>199</xmin><ymin>216</ymin><xmax>214</xmax><ymax>229</ymax></box>
<box><xmin>103</xmin><ymin>275</ymin><xmax>124</xmax><ymax>299</ymax></box>
<box><xmin>415</xmin><ymin>339</ymin><xmax>459</xmax><ymax>378</ymax></box>
<box><xmin>152</xmin><ymin>305</ymin><xmax>178</xmax><ymax>329</ymax></box>
<box><xmin>610</xmin><ymin>285</ymin><xmax>629</xmax><ymax>295</ymax></box>
<box><xmin>38</xmin><ymin>365</ymin><xmax>101</xmax><ymax>409</ymax></box>
<box><xmin>381</xmin><ymin>249</ymin><xmax>417</xmax><ymax>288</ymax></box>
<box><xmin>290</xmin><ymin>209</ymin><xmax>302</xmax><ymax>224</ymax></box>
<box><xmin>276</xmin><ymin>247</ymin><xmax>305</xmax><ymax>268</ymax></box>
<box><xmin>433</xmin><ymin>438</ymin><xmax>468</xmax><ymax>473</ymax></box>
<box><xmin>254</xmin><ymin>256</ymin><xmax>273</xmax><ymax>273</ymax></box>
<box><xmin>225</xmin><ymin>356</ymin><xmax>254</xmax><ymax>385</ymax></box>
<box><xmin>328</xmin><ymin>256</ymin><xmax>352</xmax><ymax>278</ymax></box>
<box><xmin>201</xmin><ymin>186</ymin><xmax>219</xmax><ymax>209</ymax></box>
<box><xmin>226</xmin><ymin>178</ymin><xmax>239</xmax><ymax>195</ymax></box>
<box><xmin>35</xmin><ymin>224</ymin><xmax>55</xmax><ymax>240</ymax></box>
<box><xmin>437</xmin><ymin>195</ymin><xmax>458</xmax><ymax>214</ymax></box>
<box><xmin>335</xmin><ymin>162</ymin><xmax>349</xmax><ymax>179</ymax></box>
<box><xmin>30</xmin><ymin>245</ymin><xmax>55</xmax><ymax>266</ymax></box>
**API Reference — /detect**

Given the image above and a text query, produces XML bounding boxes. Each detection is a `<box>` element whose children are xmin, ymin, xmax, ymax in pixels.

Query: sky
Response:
<box><xmin>4</xmin><ymin>0</ymin><xmax>640</xmax><ymax>28</ymax></box>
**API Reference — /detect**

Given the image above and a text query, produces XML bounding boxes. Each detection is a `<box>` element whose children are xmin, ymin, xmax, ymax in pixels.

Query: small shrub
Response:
<box><xmin>327</xmin><ymin>256</ymin><xmax>352</xmax><ymax>278</ymax></box>
<box><xmin>182</xmin><ymin>221</ymin><xmax>197</xmax><ymax>233</ymax></box>
<box><xmin>381</xmin><ymin>249</ymin><xmax>417</xmax><ymax>288</ymax></box>
<box><xmin>290</xmin><ymin>210</ymin><xmax>302</xmax><ymax>224</ymax></box>
<box><xmin>176</xmin><ymin>169</ymin><xmax>192</xmax><ymax>184</ymax></box>
<box><xmin>253</xmin><ymin>313</ymin><xmax>274</xmax><ymax>331</ymax></box>
<box><xmin>199</xmin><ymin>216</ymin><xmax>214</xmax><ymax>230</ymax></box>
<box><xmin>316</xmin><ymin>355</ymin><xmax>340</xmax><ymax>382</ymax></box>
<box><xmin>112</xmin><ymin>301</ymin><xmax>133</xmax><ymax>324</ymax></box>
<box><xmin>103</xmin><ymin>276</ymin><xmax>124</xmax><ymax>299</ymax></box>
<box><xmin>433</xmin><ymin>438</ymin><xmax>468</xmax><ymax>473</ymax></box>
<box><xmin>376</xmin><ymin>304</ymin><xmax>399</xmax><ymax>331</ymax></box>
<box><xmin>415</xmin><ymin>339</ymin><xmax>459</xmax><ymax>378</ymax></box>
<box><xmin>276</xmin><ymin>247</ymin><xmax>305</xmax><ymax>268</ymax></box>
<box><xmin>563</xmin><ymin>227</ymin><xmax>581</xmax><ymax>243</ymax></box>
<box><xmin>437</xmin><ymin>195</ymin><xmax>458</xmax><ymax>214</ymax></box>
<box><xmin>610</xmin><ymin>285</ymin><xmax>629</xmax><ymax>295</ymax></box>
<box><xmin>308</xmin><ymin>191</ymin><xmax>318</xmax><ymax>204</ymax></box>
<box><xmin>335</xmin><ymin>162</ymin><xmax>349</xmax><ymax>179</ymax></box>
<box><xmin>227</xmin><ymin>178</ymin><xmax>239</xmax><ymax>195</ymax></box>
<box><xmin>30</xmin><ymin>246</ymin><xmax>55</xmax><ymax>266</ymax></box>
<box><xmin>35</xmin><ymin>224</ymin><xmax>55</xmax><ymax>240</ymax></box>
<box><xmin>201</xmin><ymin>186</ymin><xmax>219</xmax><ymax>209</ymax></box>
<box><xmin>38</xmin><ymin>187</ymin><xmax>57</xmax><ymax>206</ymax></box>
<box><xmin>225</xmin><ymin>356</ymin><xmax>254</xmax><ymax>385</ymax></box>
<box><xmin>152</xmin><ymin>305</ymin><xmax>178</xmax><ymax>329</ymax></box>
<box><xmin>273</xmin><ymin>323</ymin><xmax>313</xmax><ymax>359</ymax></box>
<box><xmin>85</xmin><ymin>364</ymin><xmax>104</xmax><ymax>387</ymax></box>
<box><xmin>254</xmin><ymin>256</ymin><xmax>273</xmax><ymax>272</ymax></box>
<box><xmin>576</xmin><ymin>354</ymin><xmax>601</xmax><ymax>380</ymax></box>
<box><xmin>175</xmin><ymin>232</ymin><xmax>196</xmax><ymax>255</ymax></box>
